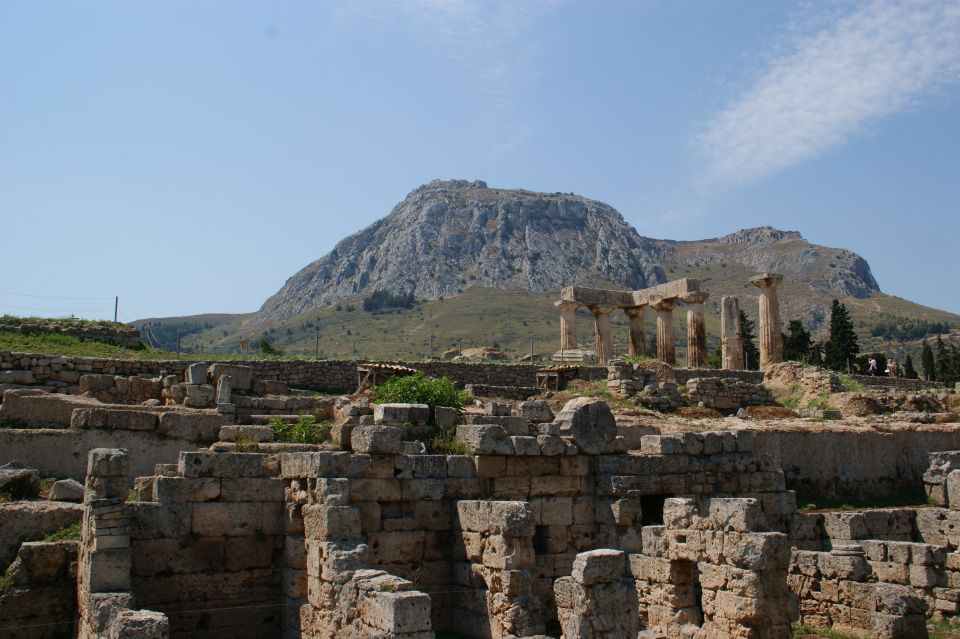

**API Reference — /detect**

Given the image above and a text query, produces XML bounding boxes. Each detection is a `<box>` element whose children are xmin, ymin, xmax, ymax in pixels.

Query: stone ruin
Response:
<box><xmin>555</xmin><ymin>274</ymin><xmax>785</xmax><ymax>369</ymax></box>
<box><xmin>4</xmin><ymin>387</ymin><xmax>960</xmax><ymax>639</ymax></box>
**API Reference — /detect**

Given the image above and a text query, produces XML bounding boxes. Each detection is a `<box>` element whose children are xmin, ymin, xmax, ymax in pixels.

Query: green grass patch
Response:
<box><xmin>807</xmin><ymin>392</ymin><xmax>832</xmax><ymax>411</ymax></box>
<box><xmin>928</xmin><ymin>618</ymin><xmax>960</xmax><ymax>639</ymax></box>
<box><xmin>40</xmin><ymin>522</ymin><xmax>82</xmax><ymax>542</ymax></box>
<box><xmin>426</xmin><ymin>425</ymin><xmax>470</xmax><ymax>455</ymax></box>
<box><xmin>269</xmin><ymin>415</ymin><xmax>330</xmax><ymax>444</ymax></box>
<box><xmin>795</xmin><ymin>485</ymin><xmax>929</xmax><ymax>511</ymax></box>
<box><xmin>837</xmin><ymin>373</ymin><xmax>865</xmax><ymax>392</ymax></box>
<box><xmin>0</xmin><ymin>572</ymin><xmax>14</xmax><ymax>592</ymax></box>
<box><xmin>792</xmin><ymin>624</ymin><xmax>860</xmax><ymax>639</ymax></box>
<box><xmin>0</xmin><ymin>330</ymin><xmax>173</xmax><ymax>360</ymax></box>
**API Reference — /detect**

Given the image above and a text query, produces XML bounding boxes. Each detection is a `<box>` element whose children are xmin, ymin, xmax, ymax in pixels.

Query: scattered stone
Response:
<box><xmin>48</xmin><ymin>478</ymin><xmax>85</xmax><ymax>502</ymax></box>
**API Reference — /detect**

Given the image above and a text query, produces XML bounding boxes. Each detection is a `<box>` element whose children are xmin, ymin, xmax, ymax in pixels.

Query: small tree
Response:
<box><xmin>903</xmin><ymin>355</ymin><xmax>918</xmax><ymax>380</ymax></box>
<box><xmin>935</xmin><ymin>335</ymin><xmax>950</xmax><ymax>383</ymax></box>
<box><xmin>921</xmin><ymin>340</ymin><xmax>936</xmax><ymax>381</ymax></box>
<box><xmin>824</xmin><ymin>300</ymin><xmax>859</xmax><ymax>371</ymax></box>
<box><xmin>259</xmin><ymin>337</ymin><xmax>284</xmax><ymax>356</ymax></box>
<box><xmin>739</xmin><ymin>310</ymin><xmax>760</xmax><ymax>370</ymax></box>
<box><xmin>782</xmin><ymin>320</ymin><xmax>812</xmax><ymax>363</ymax></box>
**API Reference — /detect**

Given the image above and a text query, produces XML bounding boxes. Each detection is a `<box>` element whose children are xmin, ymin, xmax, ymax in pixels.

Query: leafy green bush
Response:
<box><xmin>269</xmin><ymin>415</ymin><xmax>329</xmax><ymax>444</ymax></box>
<box><xmin>373</xmin><ymin>372</ymin><xmax>467</xmax><ymax>414</ymax></box>
<box><xmin>427</xmin><ymin>426</ymin><xmax>469</xmax><ymax>455</ymax></box>
<box><xmin>42</xmin><ymin>522</ymin><xmax>82</xmax><ymax>542</ymax></box>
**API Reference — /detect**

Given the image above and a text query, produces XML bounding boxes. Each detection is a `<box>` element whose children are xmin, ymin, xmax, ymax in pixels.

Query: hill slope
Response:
<box><xmin>143</xmin><ymin>180</ymin><xmax>956</xmax><ymax>361</ymax></box>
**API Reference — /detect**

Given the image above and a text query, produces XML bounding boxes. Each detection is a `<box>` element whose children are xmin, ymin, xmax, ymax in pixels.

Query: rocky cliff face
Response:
<box><xmin>257</xmin><ymin>180</ymin><xmax>667</xmax><ymax>323</ymax></box>
<box><xmin>257</xmin><ymin>180</ymin><xmax>882</xmax><ymax>324</ymax></box>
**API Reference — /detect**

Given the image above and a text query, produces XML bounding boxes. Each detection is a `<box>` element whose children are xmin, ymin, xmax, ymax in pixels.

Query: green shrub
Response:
<box><xmin>427</xmin><ymin>426</ymin><xmax>469</xmax><ymax>455</ymax></box>
<box><xmin>270</xmin><ymin>415</ymin><xmax>329</xmax><ymax>444</ymax></box>
<box><xmin>373</xmin><ymin>373</ymin><xmax>467</xmax><ymax>416</ymax></box>
<box><xmin>42</xmin><ymin>522</ymin><xmax>82</xmax><ymax>542</ymax></box>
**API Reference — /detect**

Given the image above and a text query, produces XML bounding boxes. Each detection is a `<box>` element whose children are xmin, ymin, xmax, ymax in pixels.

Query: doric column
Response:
<box><xmin>554</xmin><ymin>300</ymin><xmax>579</xmax><ymax>352</ymax></box>
<box><xmin>624</xmin><ymin>306</ymin><xmax>646</xmax><ymax>357</ymax></box>
<box><xmin>683</xmin><ymin>292</ymin><xmax>709</xmax><ymax>369</ymax></box>
<box><xmin>750</xmin><ymin>274</ymin><xmax>784</xmax><ymax>368</ymax></box>
<box><xmin>652</xmin><ymin>299</ymin><xmax>677</xmax><ymax>365</ymax></box>
<box><xmin>721</xmin><ymin>296</ymin><xmax>744</xmax><ymax>370</ymax></box>
<box><xmin>589</xmin><ymin>306</ymin><xmax>615</xmax><ymax>365</ymax></box>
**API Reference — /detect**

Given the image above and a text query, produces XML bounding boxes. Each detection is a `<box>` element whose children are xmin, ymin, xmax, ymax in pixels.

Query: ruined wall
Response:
<box><xmin>753</xmin><ymin>426</ymin><xmax>960</xmax><ymax>499</ymax></box>
<box><xmin>0</xmin><ymin>322</ymin><xmax>142</xmax><ymax>349</ymax></box>
<box><xmin>0</xmin><ymin>540</ymin><xmax>79</xmax><ymax>639</ymax></box>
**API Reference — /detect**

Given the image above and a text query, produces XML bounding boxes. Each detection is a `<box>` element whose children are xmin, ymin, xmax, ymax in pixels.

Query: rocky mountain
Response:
<box><xmin>257</xmin><ymin>180</ymin><xmax>666</xmax><ymax>323</ymax></box>
<box><xmin>256</xmin><ymin>179</ymin><xmax>882</xmax><ymax>325</ymax></box>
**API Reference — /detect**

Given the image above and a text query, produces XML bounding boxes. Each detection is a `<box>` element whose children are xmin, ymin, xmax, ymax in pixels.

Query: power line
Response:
<box><xmin>0</xmin><ymin>290</ymin><xmax>113</xmax><ymax>301</ymax></box>
<box><xmin>0</xmin><ymin>303</ymin><xmax>112</xmax><ymax>313</ymax></box>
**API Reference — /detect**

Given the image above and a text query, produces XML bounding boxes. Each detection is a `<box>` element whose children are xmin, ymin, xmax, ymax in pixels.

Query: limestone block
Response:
<box><xmin>816</xmin><ymin>553</ymin><xmax>871</xmax><ymax>581</ymax></box>
<box><xmin>71</xmin><ymin>407</ymin><xmax>158</xmax><ymax>431</ymax></box>
<box><xmin>456</xmin><ymin>425</ymin><xmax>514</xmax><ymax>455</ymax></box>
<box><xmin>219</xmin><ymin>425</ymin><xmax>275</xmax><ymax>443</ymax></box>
<box><xmin>663</xmin><ymin>498</ymin><xmax>698</xmax><ymax>529</ymax></box>
<box><xmin>455</xmin><ymin>500</ymin><xmax>535</xmax><ymax>537</ymax></box>
<box><xmin>351</xmin><ymin>426</ymin><xmax>403</xmax><ymax>455</ymax></box>
<box><xmin>185</xmin><ymin>362</ymin><xmax>208</xmax><ymax>385</ymax></box>
<box><xmin>726</xmin><ymin>532</ymin><xmax>791</xmax><ymax>571</ymax></box>
<box><xmin>179</xmin><ymin>451</ymin><xmax>274</xmax><ymax>478</ymax></box>
<box><xmin>153</xmin><ymin>477</ymin><xmax>220</xmax><ymax>503</ymax></box>
<box><xmin>48</xmin><ymin>478</ymin><xmax>84</xmax><ymax>502</ymax></box>
<box><xmin>0</xmin><ymin>369</ymin><xmax>35</xmax><ymax>385</ymax></box>
<box><xmin>253</xmin><ymin>379</ymin><xmax>290</xmax><ymax>395</ymax></box>
<box><xmin>446</xmin><ymin>456</ymin><xmax>476</xmax><ymax>478</ymax></box>
<box><xmin>0</xmin><ymin>462</ymin><xmax>40</xmax><ymax>499</ymax></box>
<box><xmin>947</xmin><ymin>471</ymin><xmax>960</xmax><ymax>511</ymax></box>
<box><xmin>511</xmin><ymin>436</ymin><xmax>540</xmax><ymax>456</ymax></box>
<box><xmin>519</xmin><ymin>400</ymin><xmax>554</xmax><ymax>423</ymax></box>
<box><xmin>87</xmin><ymin>548</ymin><xmax>132</xmax><ymax>592</ymax></box>
<box><xmin>191</xmin><ymin>502</ymin><xmax>262</xmax><ymax>536</ymax></box>
<box><xmin>641</xmin><ymin>434</ymin><xmax>684</xmax><ymax>455</ymax></box>
<box><xmin>358</xmin><ymin>590</ymin><xmax>432</xmax><ymax>634</ymax></box>
<box><xmin>482</xmin><ymin>534</ymin><xmax>534</xmax><ymax>569</ymax></box>
<box><xmin>79</xmin><ymin>373</ymin><xmax>116</xmax><ymax>393</ymax></box>
<box><xmin>572</xmin><ymin>549</ymin><xmax>624</xmax><ymax>585</ymax></box>
<box><xmin>219</xmin><ymin>478</ymin><xmax>287</xmax><ymax>502</ymax></box>
<box><xmin>374</xmin><ymin>403</ymin><xmax>430</xmax><ymax>425</ymax></box>
<box><xmin>88</xmin><ymin>448</ymin><xmax>129</xmax><ymax>478</ymax></box>
<box><xmin>553</xmin><ymin>397</ymin><xmax>617</xmax><ymax>455</ymax></box>
<box><xmin>485</xmin><ymin>401</ymin><xmax>512</xmax><ymax>417</ymax></box>
<box><xmin>708</xmin><ymin>498</ymin><xmax>766</xmax><ymax>532</ymax></box>
<box><xmin>330</xmin><ymin>422</ymin><xmax>354</xmax><ymax>449</ymax></box>
<box><xmin>108</xmin><ymin>609</ymin><xmax>169</xmax><ymax>638</ymax></box>
<box><xmin>537</xmin><ymin>435</ymin><xmax>564</xmax><ymax>456</ymax></box>
<box><xmin>207</xmin><ymin>363</ymin><xmax>253</xmax><ymax>391</ymax></box>
<box><xmin>303</xmin><ymin>505</ymin><xmax>362</xmax><ymax>541</ymax></box>
<box><xmin>157</xmin><ymin>411</ymin><xmax>225</xmax><ymax>443</ymax></box>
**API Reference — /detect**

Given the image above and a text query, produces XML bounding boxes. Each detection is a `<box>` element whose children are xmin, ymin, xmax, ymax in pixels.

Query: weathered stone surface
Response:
<box><xmin>207</xmin><ymin>363</ymin><xmax>253</xmax><ymax>391</ymax></box>
<box><xmin>185</xmin><ymin>362</ymin><xmax>208</xmax><ymax>385</ymax></box>
<box><xmin>553</xmin><ymin>397</ymin><xmax>616</xmax><ymax>455</ymax></box>
<box><xmin>351</xmin><ymin>426</ymin><xmax>403</xmax><ymax>455</ymax></box>
<box><xmin>456</xmin><ymin>425</ymin><xmax>514</xmax><ymax>455</ymax></box>
<box><xmin>519</xmin><ymin>400</ymin><xmax>554</xmax><ymax>423</ymax></box>
<box><xmin>218</xmin><ymin>424</ymin><xmax>275</xmax><ymax>443</ymax></box>
<box><xmin>0</xmin><ymin>462</ymin><xmax>40</xmax><ymax>499</ymax></box>
<box><xmin>374</xmin><ymin>403</ymin><xmax>430</xmax><ymax>425</ymax></box>
<box><xmin>48</xmin><ymin>478</ymin><xmax>85</xmax><ymax>502</ymax></box>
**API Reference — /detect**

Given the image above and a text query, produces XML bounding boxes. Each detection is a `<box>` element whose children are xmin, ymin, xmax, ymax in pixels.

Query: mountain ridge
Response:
<box><xmin>256</xmin><ymin>180</ymin><xmax>880</xmax><ymax>325</ymax></box>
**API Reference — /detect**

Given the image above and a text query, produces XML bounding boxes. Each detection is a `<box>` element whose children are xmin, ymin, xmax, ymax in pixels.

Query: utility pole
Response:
<box><xmin>530</xmin><ymin>339</ymin><xmax>534</xmax><ymax>363</ymax></box>
<box><xmin>114</xmin><ymin>296</ymin><xmax>118</xmax><ymax>323</ymax></box>
<box><xmin>176</xmin><ymin>329</ymin><xmax>181</xmax><ymax>361</ymax></box>
<box><xmin>315</xmin><ymin>329</ymin><xmax>320</xmax><ymax>359</ymax></box>
<box><xmin>353</xmin><ymin>339</ymin><xmax>357</xmax><ymax>359</ymax></box>
<box><xmin>429</xmin><ymin>334</ymin><xmax>433</xmax><ymax>360</ymax></box>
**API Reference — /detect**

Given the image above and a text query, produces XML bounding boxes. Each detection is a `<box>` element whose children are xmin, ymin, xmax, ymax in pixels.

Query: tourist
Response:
<box><xmin>868</xmin><ymin>357</ymin><xmax>878</xmax><ymax>376</ymax></box>
<box><xmin>887</xmin><ymin>358</ymin><xmax>897</xmax><ymax>377</ymax></box>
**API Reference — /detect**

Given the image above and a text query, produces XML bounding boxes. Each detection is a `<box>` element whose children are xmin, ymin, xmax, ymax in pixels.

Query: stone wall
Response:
<box><xmin>685</xmin><ymin>377</ymin><xmax>775</xmax><ymax>411</ymax></box>
<box><xmin>0</xmin><ymin>540</ymin><xmax>79</xmax><ymax>639</ymax></box>
<box><xmin>851</xmin><ymin>374</ymin><xmax>945</xmax><ymax>391</ymax></box>
<box><xmin>753</xmin><ymin>426</ymin><xmax>960</xmax><ymax>499</ymax></box>
<box><xmin>0</xmin><ymin>350</ymin><xmax>607</xmax><ymax>394</ymax></box>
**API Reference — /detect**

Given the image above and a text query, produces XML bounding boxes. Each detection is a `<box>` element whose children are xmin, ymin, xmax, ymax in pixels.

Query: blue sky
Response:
<box><xmin>2</xmin><ymin>0</ymin><xmax>959</xmax><ymax>321</ymax></box>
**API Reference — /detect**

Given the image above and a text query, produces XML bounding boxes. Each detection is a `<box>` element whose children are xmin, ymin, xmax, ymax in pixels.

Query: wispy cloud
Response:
<box><xmin>696</xmin><ymin>0</ymin><xmax>960</xmax><ymax>186</ymax></box>
<box><xmin>329</xmin><ymin>0</ymin><xmax>556</xmax><ymax>111</ymax></box>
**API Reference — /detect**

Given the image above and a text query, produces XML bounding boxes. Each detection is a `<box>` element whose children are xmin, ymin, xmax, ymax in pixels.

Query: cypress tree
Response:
<box><xmin>903</xmin><ymin>355</ymin><xmax>918</xmax><ymax>380</ymax></box>
<box><xmin>935</xmin><ymin>335</ymin><xmax>950</xmax><ymax>383</ymax></box>
<box><xmin>739</xmin><ymin>310</ymin><xmax>760</xmax><ymax>371</ymax></box>
<box><xmin>783</xmin><ymin>320</ymin><xmax>813</xmax><ymax>363</ymax></box>
<box><xmin>824</xmin><ymin>299</ymin><xmax>859</xmax><ymax>371</ymax></box>
<box><xmin>921</xmin><ymin>340</ymin><xmax>936</xmax><ymax>381</ymax></box>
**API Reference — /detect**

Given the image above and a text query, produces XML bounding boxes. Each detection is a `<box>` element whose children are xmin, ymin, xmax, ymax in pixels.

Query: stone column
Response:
<box><xmin>721</xmin><ymin>296</ymin><xmax>744</xmax><ymax>370</ymax></box>
<box><xmin>624</xmin><ymin>306</ymin><xmax>646</xmax><ymax>357</ymax></box>
<box><xmin>652</xmin><ymin>299</ymin><xmax>677</xmax><ymax>365</ymax></box>
<box><xmin>589</xmin><ymin>306</ymin><xmax>614</xmax><ymax>365</ymax></box>
<box><xmin>750</xmin><ymin>274</ymin><xmax>784</xmax><ymax>368</ymax></box>
<box><xmin>554</xmin><ymin>300</ymin><xmax>579</xmax><ymax>352</ymax></box>
<box><xmin>683</xmin><ymin>292</ymin><xmax>709</xmax><ymax>369</ymax></box>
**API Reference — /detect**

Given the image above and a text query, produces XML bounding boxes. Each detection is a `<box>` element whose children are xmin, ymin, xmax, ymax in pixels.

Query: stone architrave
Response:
<box><xmin>721</xmin><ymin>296</ymin><xmax>744</xmax><ymax>370</ymax></box>
<box><xmin>554</xmin><ymin>300</ymin><xmax>579</xmax><ymax>351</ymax></box>
<box><xmin>589</xmin><ymin>306</ymin><xmax>615</xmax><ymax>365</ymax></box>
<box><xmin>652</xmin><ymin>300</ymin><xmax>677</xmax><ymax>365</ymax></box>
<box><xmin>750</xmin><ymin>273</ymin><xmax>784</xmax><ymax>368</ymax></box>
<box><xmin>683</xmin><ymin>292</ymin><xmax>709</xmax><ymax>369</ymax></box>
<box><xmin>624</xmin><ymin>306</ymin><xmax>646</xmax><ymax>357</ymax></box>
